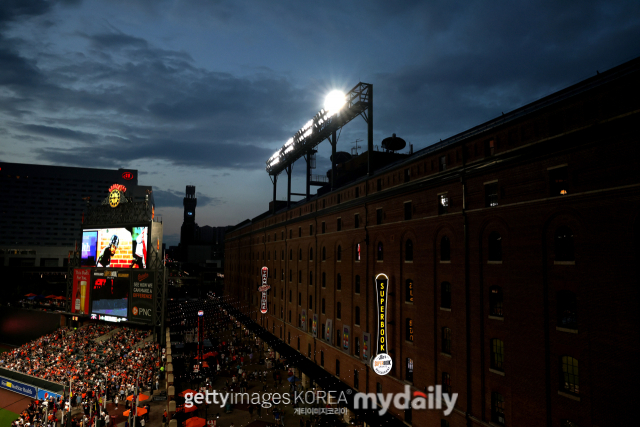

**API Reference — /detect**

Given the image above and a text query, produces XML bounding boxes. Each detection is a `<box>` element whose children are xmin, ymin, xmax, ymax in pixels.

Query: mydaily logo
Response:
<box><xmin>184</xmin><ymin>385</ymin><xmax>457</xmax><ymax>416</ymax></box>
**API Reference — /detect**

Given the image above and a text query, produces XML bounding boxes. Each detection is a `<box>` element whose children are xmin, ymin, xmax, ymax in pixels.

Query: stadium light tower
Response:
<box><xmin>266</xmin><ymin>82</ymin><xmax>373</xmax><ymax>212</ymax></box>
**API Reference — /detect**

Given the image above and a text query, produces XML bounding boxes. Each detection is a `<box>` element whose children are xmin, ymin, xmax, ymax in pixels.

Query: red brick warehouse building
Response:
<box><xmin>224</xmin><ymin>57</ymin><xmax>640</xmax><ymax>426</ymax></box>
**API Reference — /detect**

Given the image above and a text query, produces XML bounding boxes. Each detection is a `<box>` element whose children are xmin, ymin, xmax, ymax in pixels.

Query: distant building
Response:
<box><xmin>0</xmin><ymin>163</ymin><xmax>151</xmax><ymax>267</ymax></box>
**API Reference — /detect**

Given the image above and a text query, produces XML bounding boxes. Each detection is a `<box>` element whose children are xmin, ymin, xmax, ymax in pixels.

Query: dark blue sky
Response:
<box><xmin>1</xmin><ymin>0</ymin><xmax>639</xmax><ymax>245</ymax></box>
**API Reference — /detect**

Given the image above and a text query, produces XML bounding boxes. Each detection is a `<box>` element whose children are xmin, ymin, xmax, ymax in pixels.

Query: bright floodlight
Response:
<box><xmin>324</xmin><ymin>90</ymin><xmax>346</xmax><ymax>116</ymax></box>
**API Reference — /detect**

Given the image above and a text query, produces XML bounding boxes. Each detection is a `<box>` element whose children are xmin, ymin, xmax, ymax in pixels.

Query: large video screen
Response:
<box><xmin>90</xmin><ymin>270</ymin><xmax>130</xmax><ymax>318</ymax></box>
<box><xmin>81</xmin><ymin>227</ymin><xmax>148</xmax><ymax>269</ymax></box>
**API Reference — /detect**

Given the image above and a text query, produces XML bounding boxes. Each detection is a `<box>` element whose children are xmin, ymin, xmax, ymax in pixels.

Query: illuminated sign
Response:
<box><xmin>343</xmin><ymin>325</ymin><xmax>350</xmax><ymax>351</ymax></box>
<box><xmin>372</xmin><ymin>273</ymin><xmax>393</xmax><ymax>375</ymax></box>
<box><xmin>325</xmin><ymin>319</ymin><xmax>332</xmax><ymax>344</ymax></box>
<box><xmin>258</xmin><ymin>267</ymin><xmax>270</xmax><ymax>314</ymax></box>
<box><xmin>312</xmin><ymin>314</ymin><xmax>318</xmax><ymax>338</ymax></box>
<box><xmin>98</xmin><ymin>315</ymin><xmax>127</xmax><ymax>323</ymax></box>
<box><xmin>407</xmin><ymin>279</ymin><xmax>414</xmax><ymax>303</ymax></box>
<box><xmin>198</xmin><ymin>310</ymin><xmax>204</xmax><ymax>317</ymax></box>
<box><xmin>122</xmin><ymin>171</ymin><xmax>134</xmax><ymax>180</ymax></box>
<box><xmin>362</xmin><ymin>332</ymin><xmax>371</xmax><ymax>360</ymax></box>
<box><xmin>107</xmin><ymin>184</ymin><xmax>127</xmax><ymax>208</ymax></box>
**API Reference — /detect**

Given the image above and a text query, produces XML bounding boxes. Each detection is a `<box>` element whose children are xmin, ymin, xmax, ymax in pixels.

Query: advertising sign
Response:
<box><xmin>258</xmin><ymin>267</ymin><xmax>270</xmax><ymax>314</ymax></box>
<box><xmin>362</xmin><ymin>332</ymin><xmax>371</xmax><ymax>361</ymax></box>
<box><xmin>0</xmin><ymin>376</ymin><xmax>37</xmax><ymax>398</ymax></box>
<box><xmin>343</xmin><ymin>325</ymin><xmax>350</xmax><ymax>352</ymax></box>
<box><xmin>82</xmin><ymin>226</ymin><xmax>148</xmax><ymax>269</ymax></box>
<box><xmin>72</xmin><ymin>268</ymin><xmax>91</xmax><ymax>315</ymax></box>
<box><xmin>373</xmin><ymin>274</ymin><xmax>392</xmax><ymax>375</ymax></box>
<box><xmin>37</xmin><ymin>389</ymin><xmax>63</xmax><ymax>401</ymax></box>
<box><xmin>91</xmin><ymin>270</ymin><xmax>130</xmax><ymax>318</ymax></box>
<box><xmin>131</xmin><ymin>271</ymin><xmax>154</xmax><ymax>324</ymax></box>
<box><xmin>325</xmin><ymin>319</ymin><xmax>332</xmax><ymax>344</ymax></box>
<box><xmin>312</xmin><ymin>314</ymin><xmax>318</xmax><ymax>338</ymax></box>
<box><xmin>81</xmin><ymin>231</ymin><xmax>97</xmax><ymax>266</ymax></box>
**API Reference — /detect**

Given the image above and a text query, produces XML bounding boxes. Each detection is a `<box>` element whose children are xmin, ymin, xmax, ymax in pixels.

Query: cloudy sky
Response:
<box><xmin>1</xmin><ymin>0</ymin><xmax>639</xmax><ymax>245</ymax></box>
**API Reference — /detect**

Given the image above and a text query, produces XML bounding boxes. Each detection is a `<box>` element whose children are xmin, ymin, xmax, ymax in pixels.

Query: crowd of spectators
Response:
<box><xmin>1</xmin><ymin>324</ymin><xmax>160</xmax><ymax>426</ymax></box>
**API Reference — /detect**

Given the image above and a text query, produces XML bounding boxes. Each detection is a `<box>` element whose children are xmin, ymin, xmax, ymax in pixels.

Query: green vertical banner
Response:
<box><xmin>131</xmin><ymin>271</ymin><xmax>154</xmax><ymax>324</ymax></box>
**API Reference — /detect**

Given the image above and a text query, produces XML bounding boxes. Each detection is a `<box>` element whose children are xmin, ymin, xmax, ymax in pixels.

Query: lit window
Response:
<box><xmin>406</xmin><ymin>318</ymin><xmax>413</xmax><ymax>342</ymax></box>
<box><xmin>485</xmin><ymin>182</ymin><xmax>498</xmax><ymax>207</ymax></box>
<box><xmin>438</xmin><ymin>194</ymin><xmax>449</xmax><ymax>215</ymax></box>
<box><xmin>549</xmin><ymin>166</ymin><xmax>569</xmax><ymax>197</ymax></box>
<box><xmin>406</xmin><ymin>358</ymin><xmax>414</xmax><ymax>382</ymax></box>
<box><xmin>560</xmin><ymin>356</ymin><xmax>579</xmax><ymax>395</ymax></box>
<box><xmin>405</xmin><ymin>279</ymin><xmax>414</xmax><ymax>303</ymax></box>
<box><xmin>355</xmin><ymin>243</ymin><xmax>361</xmax><ymax>261</ymax></box>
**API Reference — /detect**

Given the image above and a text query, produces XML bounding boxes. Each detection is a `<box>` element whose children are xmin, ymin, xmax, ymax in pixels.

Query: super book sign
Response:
<box><xmin>376</xmin><ymin>274</ymin><xmax>388</xmax><ymax>353</ymax></box>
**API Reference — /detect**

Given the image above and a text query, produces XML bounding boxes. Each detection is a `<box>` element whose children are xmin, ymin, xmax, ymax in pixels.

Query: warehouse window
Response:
<box><xmin>485</xmin><ymin>182</ymin><xmax>498</xmax><ymax>207</ymax></box>
<box><xmin>441</xmin><ymin>282</ymin><xmax>451</xmax><ymax>309</ymax></box>
<box><xmin>405</xmin><ymin>279</ymin><xmax>414</xmax><ymax>303</ymax></box>
<box><xmin>406</xmin><ymin>318</ymin><xmax>413</xmax><ymax>342</ymax></box>
<box><xmin>491</xmin><ymin>392</ymin><xmax>505</xmax><ymax>425</ymax></box>
<box><xmin>557</xmin><ymin>290</ymin><xmax>577</xmax><ymax>329</ymax></box>
<box><xmin>490</xmin><ymin>286</ymin><xmax>503</xmax><ymax>317</ymax></box>
<box><xmin>441</xmin><ymin>236</ymin><xmax>451</xmax><ymax>261</ymax></box>
<box><xmin>404</xmin><ymin>201</ymin><xmax>412</xmax><ymax>220</ymax></box>
<box><xmin>337</xmin><ymin>245</ymin><xmax>342</xmax><ymax>261</ymax></box>
<box><xmin>405</xmin><ymin>239</ymin><xmax>413</xmax><ymax>261</ymax></box>
<box><xmin>442</xmin><ymin>372</ymin><xmax>451</xmax><ymax>394</ymax></box>
<box><xmin>336</xmin><ymin>274</ymin><xmax>342</xmax><ymax>290</ymax></box>
<box><xmin>438</xmin><ymin>193</ymin><xmax>449</xmax><ymax>215</ymax></box>
<box><xmin>491</xmin><ymin>339</ymin><xmax>504</xmax><ymax>371</ymax></box>
<box><xmin>355</xmin><ymin>275</ymin><xmax>361</xmax><ymax>294</ymax></box>
<box><xmin>376</xmin><ymin>208</ymin><xmax>383</xmax><ymax>225</ymax></box>
<box><xmin>560</xmin><ymin>356</ymin><xmax>579</xmax><ymax>395</ymax></box>
<box><xmin>442</xmin><ymin>327</ymin><xmax>452</xmax><ymax>355</ymax></box>
<box><xmin>406</xmin><ymin>358</ymin><xmax>414</xmax><ymax>382</ymax></box>
<box><xmin>549</xmin><ymin>165</ymin><xmax>568</xmax><ymax>197</ymax></box>
<box><xmin>555</xmin><ymin>226</ymin><xmax>574</xmax><ymax>262</ymax></box>
<box><xmin>488</xmin><ymin>232</ymin><xmax>502</xmax><ymax>261</ymax></box>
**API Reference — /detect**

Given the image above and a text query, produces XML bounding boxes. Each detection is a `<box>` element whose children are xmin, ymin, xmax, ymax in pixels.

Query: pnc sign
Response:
<box><xmin>258</xmin><ymin>267</ymin><xmax>270</xmax><ymax>314</ymax></box>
